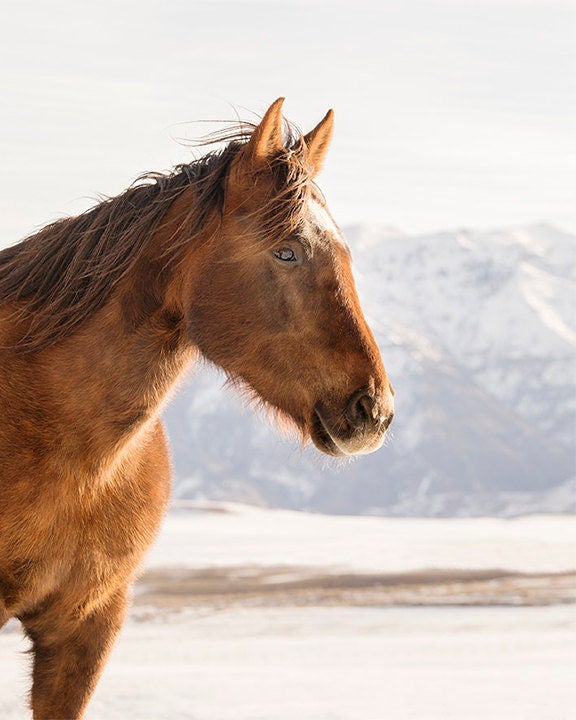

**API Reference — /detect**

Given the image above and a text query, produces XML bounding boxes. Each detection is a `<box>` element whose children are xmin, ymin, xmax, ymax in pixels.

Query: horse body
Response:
<box><xmin>0</xmin><ymin>287</ymin><xmax>181</xmax><ymax>717</ymax></box>
<box><xmin>0</xmin><ymin>99</ymin><xmax>394</xmax><ymax>718</ymax></box>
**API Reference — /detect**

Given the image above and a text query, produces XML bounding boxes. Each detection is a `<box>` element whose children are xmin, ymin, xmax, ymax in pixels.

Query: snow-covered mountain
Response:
<box><xmin>164</xmin><ymin>223</ymin><xmax>576</xmax><ymax>517</ymax></box>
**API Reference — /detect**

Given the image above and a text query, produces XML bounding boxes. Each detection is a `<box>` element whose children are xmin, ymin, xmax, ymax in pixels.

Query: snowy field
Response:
<box><xmin>147</xmin><ymin>504</ymin><xmax>576</xmax><ymax>575</ymax></box>
<box><xmin>2</xmin><ymin>605</ymin><xmax>575</xmax><ymax>720</ymax></box>
<box><xmin>1</xmin><ymin>507</ymin><xmax>575</xmax><ymax>720</ymax></box>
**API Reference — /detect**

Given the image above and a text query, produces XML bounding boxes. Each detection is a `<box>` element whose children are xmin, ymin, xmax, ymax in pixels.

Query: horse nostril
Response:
<box><xmin>345</xmin><ymin>390</ymin><xmax>376</xmax><ymax>431</ymax></box>
<box><xmin>382</xmin><ymin>412</ymin><xmax>394</xmax><ymax>430</ymax></box>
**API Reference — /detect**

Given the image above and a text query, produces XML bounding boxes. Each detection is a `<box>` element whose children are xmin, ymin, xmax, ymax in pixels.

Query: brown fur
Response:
<box><xmin>0</xmin><ymin>99</ymin><xmax>394</xmax><ymax>718</ymax></box>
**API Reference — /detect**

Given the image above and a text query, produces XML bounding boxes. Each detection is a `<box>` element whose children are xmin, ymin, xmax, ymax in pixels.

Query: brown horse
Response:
<box><xmin>0</xmin><ymin>98</ymin><xmax>394</xmax><ymax>719</ymax></box>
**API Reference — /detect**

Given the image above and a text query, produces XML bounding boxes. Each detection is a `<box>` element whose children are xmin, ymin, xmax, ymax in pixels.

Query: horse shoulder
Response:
<box><xmin>0</xmin><ymin>416</ymin><xmax>171</xmax><ymax>618</ymax></box>
<box><xmin>58</xmin><ymin>419</ymin><xmax>172</xmax><ymax>616</ymax></box>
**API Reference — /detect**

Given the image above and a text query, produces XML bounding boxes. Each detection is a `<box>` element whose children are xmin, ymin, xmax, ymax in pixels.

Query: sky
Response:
<box><xmin>0</xmin><ymin>0</ymin><xmax>574</xmax><ymax>246</ymax></box>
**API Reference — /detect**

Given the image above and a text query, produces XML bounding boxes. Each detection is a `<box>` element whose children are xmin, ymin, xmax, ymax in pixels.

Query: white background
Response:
<box><xmin>1</xmin><ymin>0</ymin><xmax>574</xmax><ymax>244</ymax></box>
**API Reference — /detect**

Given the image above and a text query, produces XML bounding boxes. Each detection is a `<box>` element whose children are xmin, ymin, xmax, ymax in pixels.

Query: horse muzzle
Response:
<box><xmin>310</xmin><ymin>388</ymin><xmax>394</xmax><ymax>457</ymax></box>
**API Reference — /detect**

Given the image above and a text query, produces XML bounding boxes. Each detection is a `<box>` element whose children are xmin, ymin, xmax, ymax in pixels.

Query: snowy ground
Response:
<box><xmin>148</xmin><ymin>504</ymin><xmax>576</xmax><ymax>575</ymax></box>
<box><xmin>2</xmin><ymin>605</ymin><xmax>574</xmax><ymax>720</ymax></box>
<box><xmin>1</xmin><ymin>507</ymin><xmax>575</xmax><ymax>720</ymax></box>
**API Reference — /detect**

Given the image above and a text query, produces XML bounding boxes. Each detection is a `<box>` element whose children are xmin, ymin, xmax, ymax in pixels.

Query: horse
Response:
<box><xmin>0</xmin><ymin>98</ymin><xmax>394</xmax><ymax>719</ymax></box>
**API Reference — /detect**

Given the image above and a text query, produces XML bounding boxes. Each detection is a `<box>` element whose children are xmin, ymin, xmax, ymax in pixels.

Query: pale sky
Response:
<box><xmin>1</xmin><ymin>0</ymin><xmax>574</xmax><ymax>247</ymax></box>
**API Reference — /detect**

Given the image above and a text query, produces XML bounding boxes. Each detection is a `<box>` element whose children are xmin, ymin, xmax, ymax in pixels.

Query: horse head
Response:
<box><xmin>181</xmin><ymin>98</ymin><xmax>394</xmax><ymax>456</ymax></box>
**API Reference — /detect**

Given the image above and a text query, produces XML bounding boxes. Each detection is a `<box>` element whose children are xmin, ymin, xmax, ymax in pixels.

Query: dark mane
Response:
<box><xmin>0</xmin><ymin>122</ymin><xmax>309</xmax><ymax>352</ymax></box>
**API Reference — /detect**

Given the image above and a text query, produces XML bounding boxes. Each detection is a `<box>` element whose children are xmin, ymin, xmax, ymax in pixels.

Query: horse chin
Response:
<box><xmin>310</xmin><ymin>409</ymin><xmax>348</xmax><ymax>457</ymax></box>
<box><xmin>310</xmin><ymin>407</ymin><xmax>387</xmax><ymax>457</ymax></box>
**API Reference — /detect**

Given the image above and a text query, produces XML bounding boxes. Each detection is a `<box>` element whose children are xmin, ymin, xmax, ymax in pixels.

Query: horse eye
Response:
<box><xmin>273</xmin><ymin>247</ymin><xmax>297</xmax><ymax>263</ymax></box>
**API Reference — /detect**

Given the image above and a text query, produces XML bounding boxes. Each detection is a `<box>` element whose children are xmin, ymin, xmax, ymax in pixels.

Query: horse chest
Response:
<box><xmin>1</xmin><ymin>473</ymin><xmax>165</xmax><ymax>615</ymax></box>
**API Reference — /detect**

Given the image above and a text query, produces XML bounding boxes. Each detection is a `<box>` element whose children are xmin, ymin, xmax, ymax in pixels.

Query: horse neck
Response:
<box><xmin>37</xmin><ymin>192</ymin><xmax>203</xmax><ymax>474</ymax></box>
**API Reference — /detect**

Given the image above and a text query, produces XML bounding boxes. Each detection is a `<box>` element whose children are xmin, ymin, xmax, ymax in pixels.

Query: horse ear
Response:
<box><xmin>224</xmin><ymin>98</ymin><xmax>286</xmax><ymax>213</ymax></box>
<box><xmin>303</xmin><ymin>109</ymin><xmax>334</xmax><ymax>177</ymax></box>
<box><xmin>244</xmin><ymin>97</ymin><xmax>286</xmax><ymax>168</ymax></box>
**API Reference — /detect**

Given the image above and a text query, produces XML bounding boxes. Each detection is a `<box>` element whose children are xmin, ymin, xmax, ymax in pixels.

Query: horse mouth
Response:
<box><xmin>310</xmin><ymin>407</ymin><xmax>347</xmax><ymax>457</ymax></box>
<box><xmin>310</xmin><ymin>401</ymin><xmax>389</xmax><ymax>457</ymax></box>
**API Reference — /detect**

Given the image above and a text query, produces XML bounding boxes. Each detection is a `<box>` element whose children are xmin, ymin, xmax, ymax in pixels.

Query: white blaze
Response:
<box><xmin>308</xmin><ymin>198</ymin><xmax>348</xmax><ymax>249</ymax></box>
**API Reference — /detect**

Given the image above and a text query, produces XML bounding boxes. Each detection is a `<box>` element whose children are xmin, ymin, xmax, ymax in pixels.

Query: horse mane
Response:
<box><xmin>0</xmin><ymin>121</ymin><xmax>309</xmax><ymax>352</ymax></box>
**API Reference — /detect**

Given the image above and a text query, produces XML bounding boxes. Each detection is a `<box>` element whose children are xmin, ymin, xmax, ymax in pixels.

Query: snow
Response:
<box><xmin>520</xmin><ymin>263</ymin><xmax>576</xmax><ymax>345</ymax></box>
<box><xmin>147</xmin><ymin>505</ymin><xmax>576</xmax><ymax>575</ymax></box>
<box><xmin>89</xmin><ymin>605</ymin><xmax>576</xmax><ymax>720</ymax></box>
<box><xmin>2</xmin><ymin>606</ymin><xmax>574</xmax><ymax>720</ymax></box>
